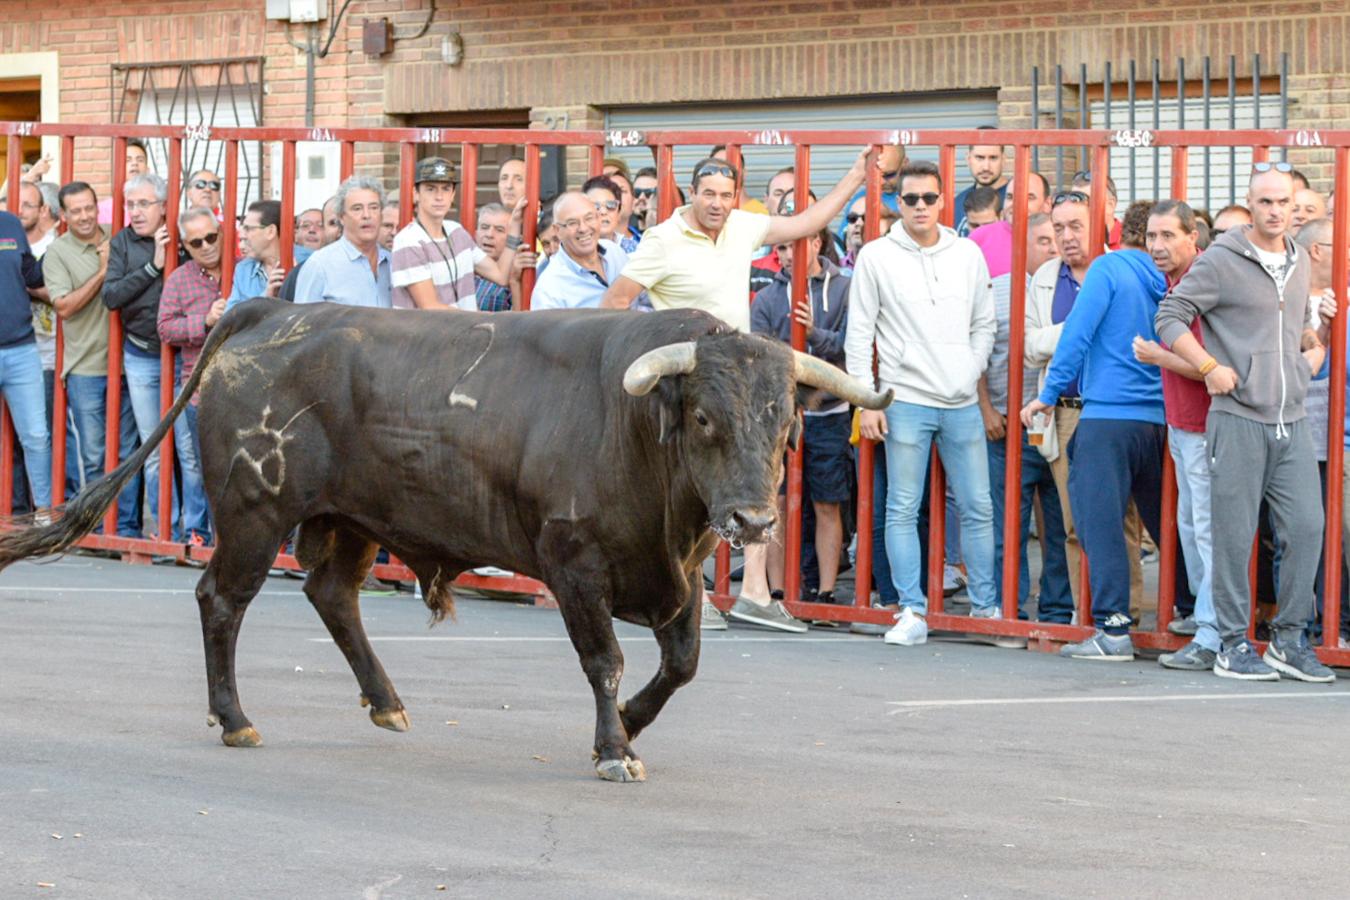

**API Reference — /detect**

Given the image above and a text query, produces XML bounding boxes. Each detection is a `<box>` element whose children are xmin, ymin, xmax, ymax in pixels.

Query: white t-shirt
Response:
<box><xmin>1253</xmin><ymin>245</ymin><xmax>1292</xmax><ymax>295</ymax></box>
<box><xmin>30</xmin><ymin>229</ymin><xmax>57</xmax><ymax>371</ymax></box>
<box><xmin>390</xmin><ymin>219</ymin><xmax>485</xmax><ymax>311</ymax></box>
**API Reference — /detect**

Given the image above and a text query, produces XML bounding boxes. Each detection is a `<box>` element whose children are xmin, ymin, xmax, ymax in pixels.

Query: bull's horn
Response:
<box><xmin>792</xmin><ymin>350</ymin><xmax>893</xmax><ymax>410</ymax></box>
<box><xmin>623</xmin><ymin>342</ymin><xmax>698</xmax><ymax>396</ymax></box>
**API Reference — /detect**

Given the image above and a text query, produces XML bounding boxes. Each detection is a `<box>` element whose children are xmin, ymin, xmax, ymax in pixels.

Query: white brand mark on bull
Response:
<box><xmin>231</xmin><ymin>403</ymin><xmax>319</xmax><ymax>494</ymax></box>
<box><xmin>447</xmin><ymin>323</ymin><xmax>495</xmax><ymax>412</ymax></box>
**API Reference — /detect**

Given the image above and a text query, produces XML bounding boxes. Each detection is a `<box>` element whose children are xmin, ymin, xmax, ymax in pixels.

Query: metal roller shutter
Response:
<box><xmin>604</xmin><ymin>91</ymin><xmax>999</xmax><ymax>209</ymax></box>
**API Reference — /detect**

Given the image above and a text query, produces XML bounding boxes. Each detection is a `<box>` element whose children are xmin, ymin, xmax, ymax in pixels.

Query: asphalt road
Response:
<box><xmin>3</xmin><ymin>555</ymin><xmax>1348</xmax><ymax>899</ymax></box>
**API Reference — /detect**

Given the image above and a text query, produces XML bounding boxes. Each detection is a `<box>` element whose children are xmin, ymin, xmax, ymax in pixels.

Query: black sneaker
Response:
<box><xmin>1263</xmin><ymin>633</ymin><xmax>1336</xmax><ymax>684</ymax></box>
<box><xmin>1214</xmin><ymin>641</ymin><xmax>1279</xmax><ymax>681</ymax></box>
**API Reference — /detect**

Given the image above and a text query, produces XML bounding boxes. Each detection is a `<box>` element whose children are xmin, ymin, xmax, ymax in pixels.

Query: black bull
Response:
<box><xmin>0</xmin><ymin>299</ymin><xmax>890</xmax><ymax>782</ymax></box>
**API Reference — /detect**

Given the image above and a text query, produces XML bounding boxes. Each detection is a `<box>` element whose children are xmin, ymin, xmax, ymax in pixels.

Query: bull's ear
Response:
<box><xmin>786</xmin><ymin>412</ymin><xmax>802</xmax><ymax>452</ymax></box>
<box><xmin>656</xmin><ymin>378</ymin><xmax>682</xmax><ymax>445</ymax></box>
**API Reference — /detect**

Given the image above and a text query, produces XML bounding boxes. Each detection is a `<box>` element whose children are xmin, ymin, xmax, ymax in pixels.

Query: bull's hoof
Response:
<box><xmin>206</xmin><ymin>713</ymin><xmax>219</xmax><ymax>727</ymax></box>
<box><xmin>221</xmin><ymin>726</ymin><xmax>262</xmax><ymax>748</ymax></box>
<box><xmin>595</xmin><ymin>756</ymin><xmax>647</xmax><ymax>783</ymax></box>
<box><xmin>370</xmin><ymin>707</ymin><xmax>411</xmax><ymax>732</ymax></box>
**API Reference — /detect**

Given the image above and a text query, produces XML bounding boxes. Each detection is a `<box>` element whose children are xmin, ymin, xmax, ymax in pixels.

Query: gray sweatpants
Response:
<box><xmin>1208</xmin><ymin>411</ymin><xmax>1323</xmax><ymax>647</ymax></box>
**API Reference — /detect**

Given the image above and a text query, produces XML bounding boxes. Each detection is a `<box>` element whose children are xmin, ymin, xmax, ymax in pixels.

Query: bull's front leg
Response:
<box><xmin>620</xmin><ymin>579</ymin><xmax>700</xmax><ymax>743</ymax></box>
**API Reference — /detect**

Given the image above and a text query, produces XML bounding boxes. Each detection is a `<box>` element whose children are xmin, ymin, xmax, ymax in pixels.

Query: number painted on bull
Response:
<box><xmin>753</xmin><ymin>129</ymin><xmax>791</xmax><ymax>146</ymax></box>
<box><xmin>889</xmin><ymin>129</ymin><xmax>919</xmax><ymax>146</ymax></box>
<box><xmin>607</xmin><ymin>129</ymin><xmax>645</xmax><ymax>148</ymax></box>
<box><xmin>1113</xmin><ymin>129</ymin><xmax>1153</xmax><ymax>149</ymax></box>
<box><xmin>1290</xmin><ymin>129</ymin><xmax>1323</xmax><ymax>147</ymax></box>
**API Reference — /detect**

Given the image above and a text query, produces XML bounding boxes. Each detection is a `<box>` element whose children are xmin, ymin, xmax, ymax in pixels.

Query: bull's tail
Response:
<box><xmin>0</xmin><ymin>305</ymin><xmax>256</xmax><ymax>571</ymax></box>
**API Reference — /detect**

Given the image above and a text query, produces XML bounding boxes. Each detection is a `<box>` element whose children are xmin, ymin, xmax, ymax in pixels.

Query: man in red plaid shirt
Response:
<box><xmin>156</xmin><ymin>207</ymin><xmax>226</xmax><ymax>545</ymax></box>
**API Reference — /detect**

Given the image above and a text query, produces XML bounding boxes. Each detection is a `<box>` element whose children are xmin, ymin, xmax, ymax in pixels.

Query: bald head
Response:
<box><xmin>552</xmin><ymin>191</ymin><xmax>601</xmax><ymax>262</ymax></box>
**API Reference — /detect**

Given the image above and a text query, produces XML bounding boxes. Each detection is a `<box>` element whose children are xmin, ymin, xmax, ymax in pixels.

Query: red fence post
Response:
<box><xmin>781</xmin><ymin>146</ymin><xmax>812</xmax><ymax>606</ymax></box>
<box><xmin>853</xmin><ymin>144</ymin><xmax>884</xmax><ymax>609</ymax></box>
<box><xmin>102</xmin><ymin>137</ymin><xmax>127</xmax><ymax>538</ymax></box>
<box><xmin>398</xmin><ymin>141</ymin><xmax>415</xmax><ymax>230</ymax></box>
<box><xmin>1</xmin><ymin>134</ymin><xmax>24</xmax><ymax>516</ymax></box>
<box><xmin>280</xmin><ymin>139</ymin><xmax>297</xmax><ymax>270</ymax></box>
<box><xmin>340</xmin><ymin>141</ymin><xmax>355</xmax><ymax>181</ymax></box>
<box><xmin>460</xmin><ymin>142</ymin><xmax>479</xmax><ymax>233</ymax></box>
<box><xmin>1001</xmin><ymin>145</ymin><xmax>1032</xmax><ymax>620</ymax></box>
<box><xmin>221</xmin><ymin>140</ymin><xmax>239</xmax><ymax>298</ymax></box>
<box><xmin>51</xmin><ymin>135</ymin><xmax>77</xmax><ymax>507</ymax></box>
<box><xmin>519</xmin><ymin>142</ymin><xmax>541</xmax><ymax>310</ymax></box>
<box><xmin>589</xmin><ymin>145</ymin><xmax>604</xmax><ymax>178</ymax></box>
<box><xmin>1324</xmin><ymin>145</ymin><xmax>1350</xmax><ymax>651</ymax></box>
<box><xmin>656</xmin><ymin>144</ymin><xmax>676</xmax><ymax>221</ymax></box>
<box><xmin>158</xmin><ymin>136</ymin><xmax>182</xmax><ymax>544</ymax></box>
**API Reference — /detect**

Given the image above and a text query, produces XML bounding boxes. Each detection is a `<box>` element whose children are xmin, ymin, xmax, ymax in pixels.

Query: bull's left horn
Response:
<box><xmin>792</xmin><ymin>351</ymin><xmax>893</xmax><ymax>410</ymax></box>
<box><xmin>623</xmin><ymin>342</ymin><xmax>698</xmax><ymax>396</ymax></box>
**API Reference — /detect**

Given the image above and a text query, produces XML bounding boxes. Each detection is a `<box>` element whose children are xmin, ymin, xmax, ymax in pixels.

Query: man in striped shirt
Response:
<box><xmin>391</xmin><ymin>157</ymin><xmax>527</xmax><ymax>311</ymax></box>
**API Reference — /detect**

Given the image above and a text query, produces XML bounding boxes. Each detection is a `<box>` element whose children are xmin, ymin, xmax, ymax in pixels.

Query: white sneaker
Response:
<box><xmin>884</xmin><ymin>607</ymin><xmax>928</xmax><ymax>646</ymax></box>
<box><xmin>942</xmin><ymin>564</ymin><xmax>966</xmax><ymax>597</ymax></box>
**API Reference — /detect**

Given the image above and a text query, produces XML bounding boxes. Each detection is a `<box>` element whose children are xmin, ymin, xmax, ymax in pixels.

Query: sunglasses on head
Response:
<box><xmin>1052</xmin><ymin>190</ymin><xmax>1090</xmax><ymax>207</ymax></box>
<box><xmin>1252</xmin><ymin>161</ymin><xmax>1293</xmax><ymax>174</ymax></box>
<box><xmin>191</xmin><ymin>179</ymin><xmax>221</xmax><ymax>192</ymax></box>
<box><xmin>186</xmin><ymin>231</ymin><xmax>219</xmax><ymax>250</ymax></box>
<box><xmin>694</xmin><ymin>163</ymin><xmax>738</xmax><ymax>182</ymax></box>
<box><xmin>633</xmin><ymin>187</ymin><xmax>657</xmax><ymax>198</ymax></box>
<box><xmin>900</xmin><ymin>192</ymin><xmax>940</xmax><ymax>207</ymax></box>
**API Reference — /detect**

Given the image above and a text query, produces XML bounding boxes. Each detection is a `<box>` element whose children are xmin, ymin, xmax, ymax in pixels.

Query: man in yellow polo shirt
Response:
<box><xmin>601</xmin><ymin>150</ymin><xmax>871</xmax><ymax>632</ymax></box>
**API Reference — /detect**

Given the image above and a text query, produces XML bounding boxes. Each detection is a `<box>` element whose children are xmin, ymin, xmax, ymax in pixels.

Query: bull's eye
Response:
<box><xmin>694</xmin><ymin>410</ymin><xmax>710</xmax><ymax>428</ymax></box>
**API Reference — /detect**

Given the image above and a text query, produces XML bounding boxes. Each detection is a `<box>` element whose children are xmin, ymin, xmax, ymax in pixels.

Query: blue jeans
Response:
<box><xmin>0</xmin><ymin>342</ymin><xmax>51</xmax><ymax>508</ymax></box>
<box><xmin>1169</xmin><ymin>427</ymin><xmax>1220</xmax><ymax>652</ymax></box>
<box><xmin>882</xmin><ymin>401</ymin><xmax>995</xmax><ymax>614</ymax></box>
<box><xmin>869</xmin><ymin>445</ymin><xmax>899</xmax><ymax>606</ymax></box>
<box><xmin>66</xmin><ymin>373</ymin><xmax>143</xmax><ymax>536</ymax></box>
<box><xmin>123</xmin><ymin>346</ymin><xmax>199</xmax><ymax>538</ymax></box>
<box><xmin>1068</xmin><ymin>417</ymin><xmax>1166</xmax><ymax>634</ymax></box>
<box><xmin>987</xmin><ymin>432</ymin><xmax>1073</xmax><ymax>622</ymax></box>
<box><xmin>176</xmin><ymin>383</ymin><xmax>210</xmax><ymax>540</ymax></box>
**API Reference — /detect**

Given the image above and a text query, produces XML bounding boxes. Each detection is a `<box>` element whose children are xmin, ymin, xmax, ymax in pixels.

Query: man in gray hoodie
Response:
<box><xmin>848</xmin><ymin>160</ymin><xmax>998</xmax><ymax>647</ymax></box>
<box><xmin>1154</xmin><ymin>163</ymin><xmax>1335</xmax><ymax>683</ymax></box>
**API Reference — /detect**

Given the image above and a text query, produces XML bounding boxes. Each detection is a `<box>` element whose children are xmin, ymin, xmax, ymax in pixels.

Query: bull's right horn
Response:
<box><xmin>623</xmin><ymin>342</ymin><xmax>698</xmax><ymax>396</ymax></box>
<box><xmin>792</xmin><ymin>350</ymin><xmax>894</xmax><ymax>410</ymax></box>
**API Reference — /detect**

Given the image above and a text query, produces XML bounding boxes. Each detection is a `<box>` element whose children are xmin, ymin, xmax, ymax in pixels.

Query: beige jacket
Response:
<box><xmin>1023</xmin><ymin>257</ymin><xmax>1068</xmax><ymax>461</ymax></box>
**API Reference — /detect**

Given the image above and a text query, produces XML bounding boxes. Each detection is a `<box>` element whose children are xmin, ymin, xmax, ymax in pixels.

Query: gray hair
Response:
<box><xmin>177</xmin><ymin>206</ymin><xmax>218</xmax><ymax>239</ymax></box>
<box><xmin>1294</xmin><ymin>217</ymin><xmax>1333</xmax><ymax>250</ymax></box>
<box><xmin>478</xmin><ymin>201</ymin><xmax>508</xmax><ymax>219</ymax></box>
<box><xmin>336</xmin><ymin>175</ymin><xmax>386</xmax><ymax>215</ymax></box>
<box><xmin>125</xmin><ymin>172</ymin><xmax>168</xmax><ymax>203</ymax></box>
<box><xmin>1027</xmin><ymin>212</ymin><xmax>1052</xmax><ymax>232</ymax></box>
<box><xmin>551</xmin><ymin>190</ymin><xmax>591</xmax><ymax>222</ymax></box>
<box><xmin>28</xmin><ymin>181</ymin><xmax>60</xmax><ymax>217</ymax></box>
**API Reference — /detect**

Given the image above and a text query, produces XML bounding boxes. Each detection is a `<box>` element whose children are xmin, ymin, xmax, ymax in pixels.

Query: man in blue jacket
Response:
<box><xmin>751</xmin><ymin>226</ymin><xmax>850</xmax><ymax>607</ymax></box>
<box><xmin>0</xmin><ymin>208</ymin><xmax>51</xmax><ymax>513</ymax></box>
<box><xmin>1021</xmin><ymin>201</ymin><xmax>1167</xmax><ymax>660</ymax></box>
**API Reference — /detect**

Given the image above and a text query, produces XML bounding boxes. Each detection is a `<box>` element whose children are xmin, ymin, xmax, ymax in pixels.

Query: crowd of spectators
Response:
<box><xmin>1</xmin><ymin>132</ymin><xmax>1346</xmax><ymax>678</ymax></box>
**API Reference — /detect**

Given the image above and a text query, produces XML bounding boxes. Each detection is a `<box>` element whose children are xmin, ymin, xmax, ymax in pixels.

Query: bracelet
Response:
<box><xmin>1198</xmin><ymin>357</ymin><xmax>1218</xmax><ymax>376</ymax></box>
<box><xmin>505</xmin><ymin>235</ymin><xmax>523</xmax><ymax>250</ymax></box>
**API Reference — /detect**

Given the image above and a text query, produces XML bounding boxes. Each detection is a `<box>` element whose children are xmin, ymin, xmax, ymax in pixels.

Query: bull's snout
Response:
<box><xmin>730</xmin><ymin>508</ymin><xmax>777</xmax><ymax>542</ymax></box>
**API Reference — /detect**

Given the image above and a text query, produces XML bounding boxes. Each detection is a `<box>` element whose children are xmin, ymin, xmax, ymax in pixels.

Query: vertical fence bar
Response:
<box><xmin>1078</xmin><ymin>64</ymin><xmax>1089</xmax><ymax>175</ymax></box>
<box><xmin>102</xmin><ymin>137</ymin><xmax>127</xmax><ymax>538</ymax></box>
<box><xmin>656</xmin><ymin>144</ymin><xmax>676</xmax><ymax>221</ymax></box>
<box><xmin>929</xmin><ymin>140</ymin><xmax>957</xmax><ymax>611</ymax></box>
<box><xmin>1055</xmin><ymin>65</ymin><xmax>1064</xmax><ymax>190</ymax></box>
<box><xmin>460</xmin><ymin>142</ymin><xmax>479</xmax><ymax>232</ymax></box>
<box><xmin>51</xmin><ymin>135</ymin><xmax>76</xmax><ymax>506</ymax></box>
<box><xmin>1228</xmin><ymin>56</ymin><xmax>1237</xmax><ymax>204</ymax></box>
<box><xmin>588</xmin><ymin>144</ymin><xmax>604</xmax><ymax>178</ymax></box>
<box><xmin>1252</xmin><ymin>53</ymin><xmax>1262</xmax><ymax>130</ymax></box>
<box><xmin>1177</xmin><ymin>58</ymin><xmax>1186</xmax><ymax>205</ymax></box>
<box><xmin>1001</xmin><ymin>144</ymin><xmax>1032</xmax><ymax>620</ymax></box>
<box><xmin>1103</xmin><ymin>61</ymin><xmax>1112</xmax><ymax>133</ymax></box>
<box><xmin>1128</xmin><ymin>61</ymin><xmax>1137</xmax><ymax>203</ymax></box>
<box><xmin>1279</xmin><ymin>53</ymin><xmax>1289</xmax><ymax>163</ymax></box>
<box><xmin>519</xmin><ymin>142</ymin><xmax>541</xmax><ymax>309</ymax></box>
<box><xmin>1203</xmin><ymin>56</ymin><xmax>1212</xmax><ymax>211</ymax></box>
<box><xmin>280</xmin><ymin>139</ymin><xmax>297</xmax><ymax>270</ymax></box>
<box><xmin>853</xmin><ymin>144</ymin><xmax>884</xmax><ymax>609</ymax></box>
<box><xmin>783</xmin><ymin>145</ymin><xmax>811</xmax><ymax>607</ymax></box>
<box><xmin>1156</xmin><ymin>145</ymin><xmax>1189</xmax><ymax>633</ymax></box>
<box><xmin>398</xmin><ymin>141</ymin><xmax>415</xmax><ymax>230</ymax></box>
<box><xmin>221</xmin><ymin>139</ymin><xmax>239</xmax><ymax>298</ymax></box>
<box><xmin>1152</xmin><ymin>59</ymin><xmax>1161</xmax><ymax>207</ymax></box>
<box><xmin>340</xmin><ymin>141</ymin><xmax>355</xmax><ymax>181</ymax></box>
<box><xmin>5</xmin><ymin>134</ymin><xmax>19</xmax><ymax>210</ymax></box>
<box><xmin>1323</xmin><ymin>145</ymin><xmax>1350</xmax><ymax>651</ymax></box>
<box><xmin>1031</xmin><ymin>67</ymin><xmax>1040</xmax><ymax>172</ymax></box>
<box><xmin>157</xmin><ymin>136</ymin><xmax>182</xmax><ymax>544</ymax></box>
<box><xmin>1</xmin><ymin>135</ymin><xmax>24</xmax><ymax>515</ymax></box>
<box><xmin>938</xmin><ymin>144</ymin><xmax>956</xmax><ymax>227</ymax></box>
<box><xmin>714</xmin><ymin>542</ymin><xmax>731</xmax><ymax>599</ymax></box>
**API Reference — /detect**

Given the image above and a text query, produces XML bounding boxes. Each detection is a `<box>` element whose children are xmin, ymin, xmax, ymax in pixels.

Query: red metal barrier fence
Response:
<box><xmin>4</xmin><ymin>121</ymin><xmax>1347</xmax><ymax>667</ymax></box>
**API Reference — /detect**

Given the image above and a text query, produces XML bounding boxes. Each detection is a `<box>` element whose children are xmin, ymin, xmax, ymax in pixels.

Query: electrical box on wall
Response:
<box><xmin>289</xmin><ymin>0</ymin><xmax>326</xmax><ymax>22</ymax></box>
<box><xmin>362</xmin><ymin>18</ymin><xmax>393</xmax><ymax>56</ymax></box>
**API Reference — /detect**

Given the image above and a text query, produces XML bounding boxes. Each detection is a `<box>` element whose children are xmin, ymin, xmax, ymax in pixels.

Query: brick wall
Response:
<box><xmin>2</xmin><ymin>0</ymin><xmax>1348</xmax><ymax>198</ymax></box>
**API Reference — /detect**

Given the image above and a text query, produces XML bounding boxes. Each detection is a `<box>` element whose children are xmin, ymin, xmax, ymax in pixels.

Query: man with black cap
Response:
<box><xmin>391</xmin><ymin>156</ymin><xmax>532</xmax><ymax>310</ymax></box>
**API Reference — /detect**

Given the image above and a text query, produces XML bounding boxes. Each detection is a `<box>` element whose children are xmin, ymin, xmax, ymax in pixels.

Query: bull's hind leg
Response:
<box><xmin>619</xmin><ymin>579</ymin><xmax>701</xmax><ymax>743</ymax></box>
<box><xmin>296</xmin><ymin>518</ymin><xmax>409</xmax><ymax>732</ymax></box>
<box><xmin>196</xmin><ymin>529</ymin><xmax>282</xmax><ymax>748</ymax></box>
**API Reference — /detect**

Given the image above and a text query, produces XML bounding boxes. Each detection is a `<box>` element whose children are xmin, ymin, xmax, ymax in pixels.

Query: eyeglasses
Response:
<box><xmin>1052</xmin><ymin>190</ymin><xmax>1090</xmax><ymax>207</ymax></box>
<box><xmin>191</xmin><ymin>179</ymin><xmax>222</xmax><ymax>192</ymax></box>
<box><xmin>694</xmin><ymin>163</ymin><xmax>737</xmax><ymax>182</ymax></box>
<box><xmin>633</xmin><ymin>187</ymin><xmax>657</xmax><ymax>198</ymax></box>
<box><xmin>185</xmin><ymin>231</ymin><xmax>219</xmax><ymax>250</ymax></box>
<box><xmin>560</xmin><ymin>212</ymin><xmax>600</xmax><ymax>231</ymax></box>
<box><xmin>126</xmin><ymin>199</ymin><xmax>163</xmax><ymax>211</ymax></box>
<box><xmin>846</xmin><ymin>212</ymin><xmax>864</xmax><ymax>224</ymax></box>
<box><xmin>900</xmin><ymin>192</ymin><xmax>941</xmax><ymax>207</ymax></box>
<box><xmin>1252</xmin><ymin>162</ymin><xmax>1294</xmax><ymax>174</ymax></box>
<box><xmin>593</xmin><ymin>199</ymin><xmax>620</xmax><ymax>212</ymax></box>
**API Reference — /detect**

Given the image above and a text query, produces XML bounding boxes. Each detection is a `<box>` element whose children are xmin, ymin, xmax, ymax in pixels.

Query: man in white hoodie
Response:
<box><xmin>847</xmin><ymin>161</ymin><xmax>998</xmax><ymax>646</ymax></box>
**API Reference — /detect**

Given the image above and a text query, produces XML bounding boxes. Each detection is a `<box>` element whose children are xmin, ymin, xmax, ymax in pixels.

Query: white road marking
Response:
<box><xmin>308</xmin><ymin>635</ymin><xmax>857</xmax><ymax>644</ymax></box>
<box><xmin>0</xmin><ymin>586</ymin><xmax>303</xmax><ymax>597</ymax></box>
<box><xmin>886</xmin><ymin>690</ymin><xmax>1350</xmax><ymax>713</ymax></box>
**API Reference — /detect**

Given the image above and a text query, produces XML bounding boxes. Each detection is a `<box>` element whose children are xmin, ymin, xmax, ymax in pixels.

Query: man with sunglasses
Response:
<box><xmin>155</xmin><ymin>207</ymin><xmax>225</xmax><ymax>545</ymax></box>
<box><xmin>1155</xmin><ymin>162</ymin><xmax>1335</xmax><ymax>682</ymax></box>
<box><xmin>602</xmin><ymin>149</ymin><xmax>873</xmax><ymax>633</ymax></box>
<box><xmin>631</xmin><ymin>167</ymin><xmax>659</xmax><ymax>236</ymax></box>
<box><xmin>184</xmin><ymin>170</ymin><xmax>223</xmax><ymax>221</ymax></box>
<box><xmin>849</xmin><ymin>161</ymin><xmax>998</xmax><ymax>647</ymax></box>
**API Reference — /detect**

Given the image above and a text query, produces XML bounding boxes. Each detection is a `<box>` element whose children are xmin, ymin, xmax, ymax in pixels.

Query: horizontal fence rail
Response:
<box><xmin>3</xmin><ymin>121</ymin><xmax>1347</xmax><ymax>666</ymax></box>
